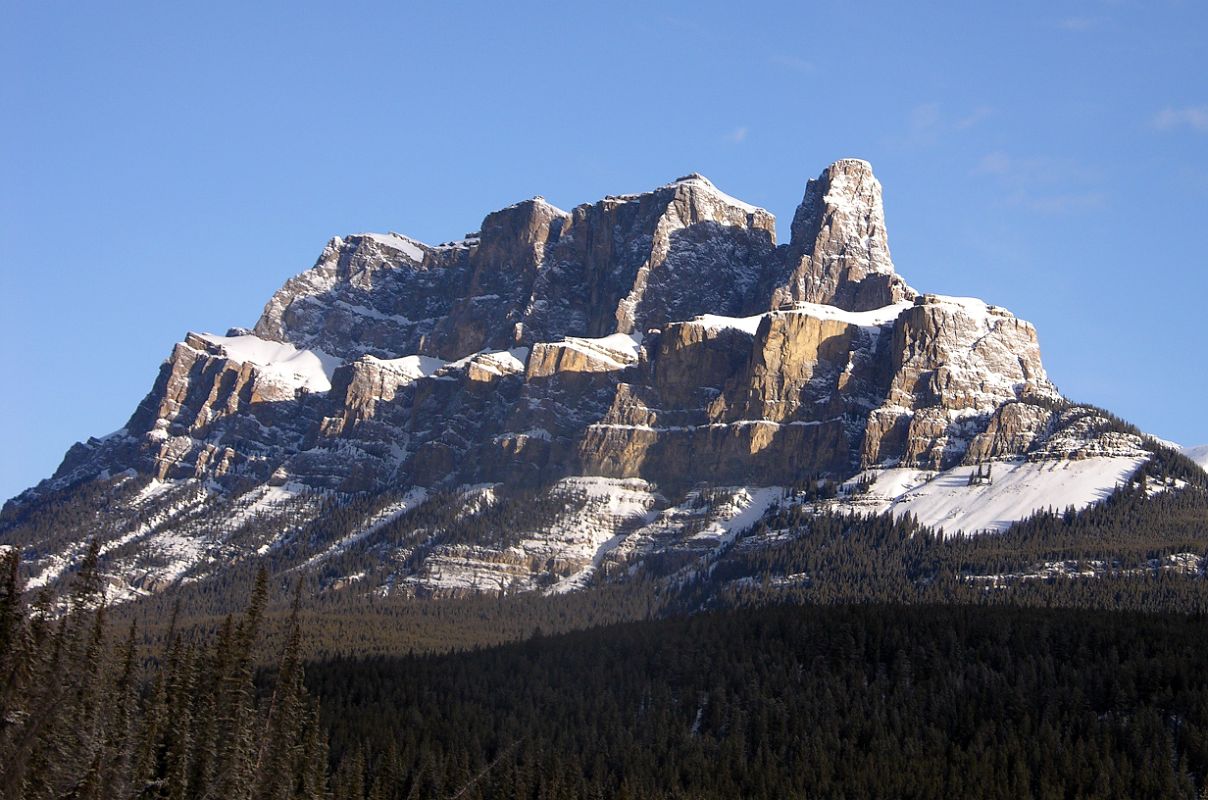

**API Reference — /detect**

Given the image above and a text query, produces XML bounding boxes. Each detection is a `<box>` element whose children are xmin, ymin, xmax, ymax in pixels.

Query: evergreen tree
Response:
<box><xmin>255</xmin><ymin>582</ymin><xmax>308</xmax><ymax>800</ymax></box>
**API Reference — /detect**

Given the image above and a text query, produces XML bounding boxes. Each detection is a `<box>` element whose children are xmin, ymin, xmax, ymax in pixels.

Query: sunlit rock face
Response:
<box><xmin>770</xmin><ymin>158</ymin><xmax>916</xmax><ymax>312</ymax></box>
<box><xmin>4</xmin><ymin>159</ymin><xmax>1151</xmax><ymax>602</ymax></box>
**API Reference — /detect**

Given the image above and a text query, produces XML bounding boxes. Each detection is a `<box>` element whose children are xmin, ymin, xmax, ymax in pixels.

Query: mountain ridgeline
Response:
<box><xmin>0</xmin><ymin>159</ymin><xmax>1197</xmax><ymax>605</ymax></box>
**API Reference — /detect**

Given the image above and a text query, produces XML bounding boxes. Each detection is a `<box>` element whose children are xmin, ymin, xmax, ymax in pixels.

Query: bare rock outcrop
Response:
<box><xmin>4</xmin><ymin>158</ymin><xmax>1161</xmax><ymax>602</ymax></box>
<box><xmin>771</xmin><ymin>159</ymin><xmax>916</xmax><ymax>311</ymax></box>
<box><xmin>860</xmin><ymin>295</ymin><xmax>1060</xmax><ymax>469</ymax></box>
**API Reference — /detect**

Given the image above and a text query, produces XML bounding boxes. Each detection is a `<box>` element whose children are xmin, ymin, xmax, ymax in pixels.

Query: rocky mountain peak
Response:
<box><xmin>773</xmin><ymin>158</ymin><xmax>916</xmax><ymax>312</ymax></box>
<box><xmin>658</xmin><ymin>172</ymin><xmax>774</xmax><ymax>227</ymax></box>
<box><xmin>592</xmin><ymin>173</ymin><xmax>777</xmax><ymax>335</ymax></box>
<box><xmin>3</xmin><ymin>158</ymin><xmax>1171</xmax><ymax>606</ymax></box>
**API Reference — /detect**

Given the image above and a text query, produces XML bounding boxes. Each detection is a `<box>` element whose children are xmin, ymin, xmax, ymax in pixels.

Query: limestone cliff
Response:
<box><xmin>770</xmin><ymin>159</ymin><xmax>916</xmax><ymax>311</ymax></box>
<box><xmin>2</xmin><ymin>159</ymin><xmax>1160</xmax><ymax>603</ymax></box>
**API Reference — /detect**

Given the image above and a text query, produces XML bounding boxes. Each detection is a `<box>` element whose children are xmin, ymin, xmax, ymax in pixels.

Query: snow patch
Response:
<box><xmin>224</xmin><ymin>482</ymin><xmax>309</xmax><ymax>535</ymax></box>
<box><xmin>448</xmin><ymin>347</ymin><xmax>530</xmax><ymax>376</ymax></box>
<box><xmin>365</xmin><ymin>354</ymin><xmax>448</xmax><ymax>380</ymax></box>
<box><xmin>550</xmin><ymin>332</ymin><xmax>643</xmax><ymax>371</ymax></box>
<box><xmin>1182</xmin><ymin>444</ymin><xmax>1208</xmax><ymax>471</ymax></box>
<box><xmin>686</xmin><ymin>300</ymin><xmax>913</xmax><ymax>336</ymax></box>
<box><xmin>688</xmin><ymin>313</ymin><xmax>765</xmax><ymax>336</ymax></box>
<box><xmin>842</xmin><ymin>456</ymin><xmax>1146</xmax><ymax>534</ymax></box>
<box><xmin>666</xmin><ymin>174</ymin><xmax>767</xmax><ymax>215</ymax></box>
<box><xmin>582</xmin><ymin>332</ymin><xmax>643</xmax><ymax>359</ymax></box>
<box><xmin>779</xmin><ymin>299</ymin><xmax>913</xmax><ymax>327</ymax></box>
<box><xmin>357</xmin><ymin>232</ymin><xmax>426</xmax><ymax>263</ymax></box>
<box><xmin>687</xmin><ymin>487</ymin><xmax>783</xmax><ymax>547</ymax></box>
<box><xmin>197</xmin><ymin>333</ymin><xmax>339</xmax><ymax>393</ymax></box>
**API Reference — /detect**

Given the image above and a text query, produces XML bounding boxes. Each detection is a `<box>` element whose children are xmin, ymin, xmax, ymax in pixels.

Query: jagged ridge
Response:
<box><xmin>1</xmin><ymin>159</ymin><xmax>1170</xmax><ymax>603</ymax></box>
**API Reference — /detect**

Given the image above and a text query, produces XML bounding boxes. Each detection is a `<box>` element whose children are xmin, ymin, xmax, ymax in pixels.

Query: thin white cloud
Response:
<box><xmin>972</xmin><ymin>152</ymin><xmax>1108</xmax><ymax>214</ymax></box>
<box><xmin>955</xmin><ymin>106</ymin><xmax>995</xmax><ymax>130</ymax></box>
<box><xmin>724</xmin><ymin>126</ymin><xmax>749</xmax><ymax>144</ymax></box>
<box><xmin>1151</xmin><ymin>106</ymin><xmax>1208</xmax><ymax>133</ymax></box>
<box><xmin>1056</xmin><ymin>16</ymin><xmax>1104</xmax><ymax>31</ymax></box>
<box><xmin>661</xmin><ymin>15</ymin><xmax>710</xmax><ymax>37</ymax></box>
<box><xmin>1009</xmin><ymin>190</ymin><xmax>1108</xmax><ymax>213</ymax></box>
<box><xmin>910</xmin><ymin>102</ymin><xmax>942</xmax><ymax>137</ymax></box>
<box><xmin>972</xmin><ymin>151</ymin><xmax>1013</xmax><ymax>176</ymax></box>
<box><xmin>768</xmin><ymin>55</ymin><xmax>815</xmax><ymax>73</ymax></box>
<box><xmin>894</xmin><ymin>102</ymin><xmax>994</xmax><ymax>148</ymax></box>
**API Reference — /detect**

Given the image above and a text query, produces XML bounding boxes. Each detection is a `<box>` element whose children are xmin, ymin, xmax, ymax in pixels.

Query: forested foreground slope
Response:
<box><xmin>0</xmin><ymin>553</ymin><xmax>329</xmax><ymax>800</ymax></box>
<box><xmin>5</xmin><ymin>447</ymin><xmax>1208</xmax><ymax>798</ymax></box>
<box><xmin>102</xmin><ymin>448</ymin><xmax>1208</xmax><ymax>659</ymax></box>
<box><xmin>311</xmin><ymin>603</ymin><xmax>1208</xmax><ymax>799</ymax></box>
<box><xmin>8</xmin><ymin>549</ymin><xmax>1208</xmax><ymax>799</ymax></box>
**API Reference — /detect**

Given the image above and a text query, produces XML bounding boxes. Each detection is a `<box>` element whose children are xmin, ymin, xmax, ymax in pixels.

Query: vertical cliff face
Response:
<box><xmin>25</xmin><ymin>158</ymin><xmax>1085</xmax><ymax>497</ymax></box>
<box><xmin>249</xmin><ymin>174</ymin><xmax>780</xmax><ymax>365</ymax></box>
<box><xmin>23</xmin><ymin>158</ymin><xmax>1097</xmax><ymax>496</ymax></box>
<box><xmin>421</xmin><ymin>197</ymin><xmax>569</xmax><ymax>359</ymax></box>
<box><xmin>252</xmin><ymin>232</ymin><xmax>457</xmax><ymax>359</ymax></box>
<box><xmin>515</xmin><ymin>174</ymin><xmax>779</xmax><ymax>342</ymax></box>
<box><xmin>246</xmin><ymin>161</ymin><xmax>913</xmax><ymax>364</ymax></box>
<box><xmin>3</xmin><ymin>158</ymin><xmax>1164</xmax><ymax>603</ymax></box>
<box><xmin>771</xmin><ymin>158</ymin><xmax>916</xmax><ymax>311</ymax></box>
<box><xmin>565</xmin><ymin>292</ymin><xmax>1062</xmax><ymax>488</ymax></box>
<box><xmin>859</xmin><ymin>295</ymin><xmax>1061</xmax><ymax>469</ymax></box>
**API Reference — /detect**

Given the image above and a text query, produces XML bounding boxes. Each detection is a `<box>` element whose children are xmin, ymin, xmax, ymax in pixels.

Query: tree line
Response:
<box><xmin>0</xmin><ymin>543</ymin><xmax>328</xmax><ymax>800</ymax></box>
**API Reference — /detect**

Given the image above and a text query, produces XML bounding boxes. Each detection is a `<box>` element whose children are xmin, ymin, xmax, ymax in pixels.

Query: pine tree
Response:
<box><xmin>188</xmin><ymin>635</ymin><xmax>222</xmax><ymax>800</ymax></box>
<box><xmin>254</xmin><ymin>581</ymin><xmax>308</xmax><ymax>800</ymax></box>
<box><xmin>59</xmin><ymin>602</ymin><xmax>110</xmax><ymax>797</ymax></box>
<box><xmin>0</xmin><ymin>548</ymin><xmax>30</xmax><ymax>791</ymax></box>
<box><xmin>162</xmin><ymin>638</ymin><xmax>197</xmax><ymax>800</ymax></box>
<box><xmin>132</xmin><ymin>662</ymin><xmax>167</xmax><ymax>798</ymax></box>
<box><xmin>98</xmin><ymin>622</ymin><xmax>139</xmax><ymax>800</ymax></box>
<box><xmin>0</xmin><ymin>588</ymin><xmax>57</xmax><ymax>799</ymax></box>
<box><xmin>0</xmin><ymin>556</ymin><xmax>345</xmax><ymax>800</ymax></box>
<box><xmin>0</xmin><ymin>548</ymin><xmax>21</xmax><ymax>683</ymax></box>
<box><xmin>22</xmin><ymin>542</ymin><xmax>108</xmax><ymax>800</ymax></box>
<box><xmin>217</xmin><ymin>568</ymin><xmax>270</xmax><ymax>800</ymax></box>
<box><xmin>335</xmin><ymin>746</ymin><xmax>366</xmax><ymax>800</ymax></box>
<box><xmin>296</xmin><ymin>700</ymin><xmax>329</xmax><ymax>800</ymax></box>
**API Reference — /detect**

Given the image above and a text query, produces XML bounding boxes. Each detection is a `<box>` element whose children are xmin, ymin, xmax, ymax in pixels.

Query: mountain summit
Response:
<box><xmin>1</xmin><ymin>160</ymin><xmax>1174</xmax><ymax>602</ymax></box>
<box><xmin>774</xmin><ymin>158</ymin><xmax>915</xmax><ymax>311</ymax></box>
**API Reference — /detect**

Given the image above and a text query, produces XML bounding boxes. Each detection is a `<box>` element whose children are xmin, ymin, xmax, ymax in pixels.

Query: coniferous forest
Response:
<box><xmin>6</xmin><ymin>468</ymin><xmax>1208</xmax><ymax>798</ymax></box>
<box><xmin>0</xmin><ymin>546</ymin><xmax>327</xmax><ymax>800</ymax></box>
<box><xmin>10</xmin><ymin>544</ymin><xmax>1208</xmax><ymax>798</ymax></box>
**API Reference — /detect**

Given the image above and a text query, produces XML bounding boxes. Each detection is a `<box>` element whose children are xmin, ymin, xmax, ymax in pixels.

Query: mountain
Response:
<box><xmin>0</xmin><ymin>159</ymin><xmax>1180</xmax><ymax>604</ymax></box>
<box><xmin>1184</xmin><ymin>445</ymin><xmax>1208</xmax><ymax>470</ymax></box>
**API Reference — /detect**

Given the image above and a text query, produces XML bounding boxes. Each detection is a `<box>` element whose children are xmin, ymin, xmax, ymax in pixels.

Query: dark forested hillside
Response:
<box><xmin>9</xmin><ymin>493</ymin><xmax>1208</xmax><ymax>797</ymax></box>
<box><xmin>6</xmin><ymin>447</ymin><xmax>1208</xmax><ymax>797</ymax></box>
<box><xmin>310</xmin><ymin>603</ymin><xmax>1208</xmax><ymax>799</ymax></box>
<box><xmin>0</xmin><ymin>548</ymin><xmax>329</xmax><ymax>800</ymax></box>
<box><xmin>702</xmin><ymin>472</ymin><xmax>1208</xmax><ymax>615</ymax></box>
<box><xmin>93</xmin><ymin>466</ymin><xmax>1208</xmax><ymax>660</ymax></box>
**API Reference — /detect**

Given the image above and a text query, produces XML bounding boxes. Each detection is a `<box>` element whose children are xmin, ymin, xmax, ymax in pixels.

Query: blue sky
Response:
<box><xmin>2</xmin><ymin>0</ymin><xmax>1206</xmax><ymax>500</ymax></box>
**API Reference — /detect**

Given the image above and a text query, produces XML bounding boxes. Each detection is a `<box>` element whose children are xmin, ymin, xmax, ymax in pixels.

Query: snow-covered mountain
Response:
<box><xmin>1183</xmin><ymin>445</ymin><xmax>1208</xmax><ymax>471</ymax></box>
<box><xmin>1</xmin><ymin>159</ymin><xmax>1182</xmax><ymax>603</ymax></box>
